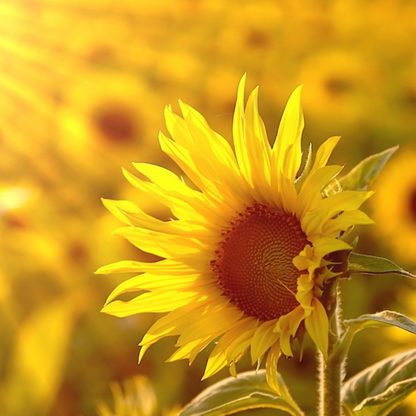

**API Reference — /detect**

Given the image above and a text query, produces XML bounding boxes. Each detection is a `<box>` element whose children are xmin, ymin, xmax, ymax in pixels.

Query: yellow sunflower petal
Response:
<box><xmin>189</xmin><ymin>336</ymin><xmax>218</xmax><ymax>365</ymax></box>
<box><xmin>304</xmin><ymin>298</ymin><xmax>329</xmax><ymax>358</ymax></box>
<box><xmin>225</xmin><ymin>319</ymin><xmax>259</xmax><ymax>364</ymax></box>
<box><xmin>322</xmin><ymin>210</ymin><xmax>375</xmax><ymax>237</ymax></box>
<box><xmin>278</xmin><ymin>169</ymin><xmax>298</xmax><ymax>214</ymax></box>
<box><xmin>265</xmin><ymin>342</ymin><xmax>282</xmax><ymax>395</ymax></box>
<box><xmin>113</xmin><ymin>227</ymin><xmax>208</xmax><ymax>258</ymax></box>
<box><xmin>139</xmin><ymin>302</ymin><xmax>204</xmax><ymax>355</ymax></box>
<box><xmin>229</xmin><ymin>362</ymin><xmax>238</xmax><ymax>377</ymax></box>
<box><xmin>178</xmin><ymin>101</ymin><xmax>251</xmax><ymax>204</ymax></box>
<box><xmin>292</xmin><ymin>251</ymin><xmax>315</xmax><ymax>272</ymax></box>
<box><xmin>102</xmin><ymin>291</ymin><xmax>199</xmax><ymax>317</ymax></box>
<box><xmin>139</xmin><ymin>299</ymin><xmax>230</xmax><ymax>363</ymax></box>
<box><xmin>165</xmin><ymin>102</ymin><xmax>251</xmax><ymax>206</ymax></box>
<box><xmin>95</xmin><ymin>259</ymin><xmax>203</xmax><ymax>275</ymax></box>
<box><xmin>178</xmin><ymin>100</ymin><xmax>238</xmax><ymax>168</ymax></box>
<box><xmin>103</xmin><ymin>197</ymin><xmax>213</xmax><ymax>240</ymax></box>
<box><xmin>250</xmin><ymin>319</ymin><xmax>280</xmax><ymax>365</ymax></box>
<box><xmin>244</xmin><ymin>87</ymin><xmax>272</xmax><ymax>202</ymax></box>
<box><xmin>133</xmin><ymin>162</ymin><xmax>201</xmax><ymax>198</ymax></box>
<box><xmin>297</xmin><ymin>165</ymin><xmax>343</xmax><ymax>220</ymax></box>
<box><xmin>277</xmin><ymin>307</ymin><xmax>305</xmax><ymax>357</ymax></box>
<box><xmin>104</xmin><ymin>273</ymin><xmax>210</xmax><ymax>306</ymax></box>
<box><xmin>159</xmin><ymin>131</ymin><xmax>210</xmax><ymax>193</ymax></box>
<box><xmin>167</xmin><ymin>335</ymin><xmax>216</xmax><ymax>363</ymax></box>
<box><xmin>101</xmin><ymin>199</ymin><xmax>143</xmax><ymax>227</ymax></box>
<box><xmin>279</xmin><ymin>333</ymin><xmax>293</xmax><ymax>357</ymax></box>
<box><xmin>312</xmin><ymin>237</ymin><xmax>352</xmax><ymax>259</ymax></box>
<box><xmin>202</xmin><ymin>351</ymin><xmax>228</xmax><ymax>380</ymax></box>
<box><xmin>123</xmin><ymin>165</ymin><xmax>217</xmax><ymax>225</ymax></box>
<box><xmin>271</xmin><ymin>85</ymin><xmax>304</xmax><ymax>183</ymax></box>
<box><xmin>296</xmin><ymin>275</ymin><xmax>316</xmax><ymax>309</ymax></box>
<box><xmin>301</xmin><ymin>207</ymin><xmax>330</xmax><ymax>236</ymax></box>
<box><xmin>233</xmin><ymin>74</ymin><xmax>251</xmax><ymax>184</ymax></box>
<box><xmin>303</xmin><ymin>190</ymin><xmax>373</xmax><ymax>237</ymax></box>
<box><xmin>318</xmin><ymin>190</ymin><xmax>375</xmax><ymax>219</ymax></box>
<box><xmin>159</xmin><ymin>132</ymin><xmax>244</xmax><ymax>214</ymax></box>
<box><xmin>310</xmin><ymin>136</ymin><xmax>341</xmax><ymax>175</ymax></box>
<box><xmin>164</xmin><ymin>104</ymin><xmax>193</xmax><ymax>147</ymax></box>
<box><xmin>177</xmin><ymin>301</ymin><xmax>244</xmax><ymax>347</ymax></box>
<box><xmin>203</xmin><ymin>318</ymin><xmax>251</xmax><ymax>379</ymax></box>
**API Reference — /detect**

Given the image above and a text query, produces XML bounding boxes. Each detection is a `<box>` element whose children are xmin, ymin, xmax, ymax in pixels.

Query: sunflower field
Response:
<box><xmin>2</xmin><ymin>1</ymin><xmax>416</xmax><ymax>416</ymax></box>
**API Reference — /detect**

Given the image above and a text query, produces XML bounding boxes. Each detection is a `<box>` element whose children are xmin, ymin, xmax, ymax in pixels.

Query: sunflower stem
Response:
<box><xmin>318</xmin><ymin>281</ymin><xmax>345</xmax><ymax>416</ymax></box>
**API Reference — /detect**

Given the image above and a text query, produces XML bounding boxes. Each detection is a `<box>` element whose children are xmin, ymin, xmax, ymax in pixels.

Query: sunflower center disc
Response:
<box><xmin>94</xmin><ymin>106</ymin><xmax>136</xmax><ymax>143</ymax></box>
<box><xmin>212</xmin><ymin>203</ymin><xmax>309</xmax><ymax>321</ymax></box>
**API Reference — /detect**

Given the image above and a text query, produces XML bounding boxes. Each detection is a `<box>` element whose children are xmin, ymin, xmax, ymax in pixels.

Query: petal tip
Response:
<box><xmin>292</xmin><ymin>84</ymin><xmax>304</xmax><ymax>97</ymax></box>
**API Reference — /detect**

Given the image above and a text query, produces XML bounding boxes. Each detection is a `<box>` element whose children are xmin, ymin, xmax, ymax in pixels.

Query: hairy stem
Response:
<box><xmin>318</xmin><ymin>281</ymin><xmax>345</xmax><ymax>416</ymax></box>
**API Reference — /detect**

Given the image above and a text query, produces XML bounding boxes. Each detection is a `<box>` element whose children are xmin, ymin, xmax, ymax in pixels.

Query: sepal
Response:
<box><xmin>345</xmin><ymin>252</ymin><xmax>416</xmax><ymax>279</ymax></box>
<box><xmin>294</xmin><ymin>143</ymin><xmax>313</xmax><ymax>193</ymax></box>
<box><xmin>339</xmin><ymin>146</ymin><xmax>398</xmax><ymax>191</ymax></box>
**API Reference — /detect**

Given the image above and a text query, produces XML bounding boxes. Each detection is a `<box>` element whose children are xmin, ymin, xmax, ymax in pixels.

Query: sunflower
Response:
<box><xmin>98</xmin><ymin>75</ymin><xmax>374</xmax><ymax>389</ymax></box>
<box><xmin>58</xmin><ymin>70</ymin><xmax>163</xmax><ymax>164</ymax></box>
<box><xmin>370</xmin><ymin>147</ymin><xmax>416</xmax><ymax>265</ymax></box>
<box><xmin>297</xmin><ymin>51</ymin><xmax>381</xmax><ymax>124</ymax></box>
<box><xmin>97</xmin><ymin>376</ymin><xmax>158</xmax><ymax>416</ymax></box>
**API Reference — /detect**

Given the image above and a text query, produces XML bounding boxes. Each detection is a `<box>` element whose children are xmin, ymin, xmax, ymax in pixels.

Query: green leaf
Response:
<box><xmin>332</xmin><ymin>311</ymin><xmax>416</xmax><ymax>367</ymax></box>
<box><xmin>342</xmin><ymin>349</ymin><xmax>416</xmax><ymax>416</ymax></box>
<box><xmin>295</xmin><ymin>143</ymin><xmax>313</xmax><ymax>193</ymax></box>
<box><xmin>177</xmin><ymin>370</ymin><xmax>305</xmax><ymax>416</ymax></box>
<box><xmin>345</xmin><ymin>252</ymin><xmax>416</xmax><ymax>279</ymax></box>
<box><xmin>344</xmin><ymin>311</ymin><xmax>416</xmax><ymax>336</ymax></box>
<box><xmin>339</xmin><ymin>146</ymin><xmax>398</xmax><ymax>191</ymax></box>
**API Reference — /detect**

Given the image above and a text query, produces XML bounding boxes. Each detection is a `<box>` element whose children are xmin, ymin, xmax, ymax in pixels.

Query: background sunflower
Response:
<box><xmin>1</xmin><ymin>1</ymin><xmax>416</xmax><ymax>415</ymax></box>
<box><xmin>370</xmin><ymin>148</ymin><xmax>416</xmax><ymax>266</ymax></box>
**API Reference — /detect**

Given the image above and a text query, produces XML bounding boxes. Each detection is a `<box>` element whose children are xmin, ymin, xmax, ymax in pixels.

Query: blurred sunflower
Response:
<box><xmin>0</xmin><ymin>187</ymin><xmax>33</xmax><ymax>217</ymax></box>
<box><xmin>97</xmin><ymin>376</ymin><xmax>157</xmax><ymax>416</ymax></box>
<box><xmin>297</xmin><ymin>51</ymin><xmax>381</xmax><ymax>124</ymax></box>
<box><xmin>370</xmin><ymin>148</ymin><xmax>416</xmax><ymax>265</ymax></box>
<box><xmin>58</xmin><ymin>71</ymin><xmax>163</xmax><ymax>164</ymax></box>
<box><xmin>98</xmin><ymin>75</ymin><xmax>373</xmax><ymax>389</ymax></box>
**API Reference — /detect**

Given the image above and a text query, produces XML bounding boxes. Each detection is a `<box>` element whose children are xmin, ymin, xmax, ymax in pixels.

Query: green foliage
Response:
<box><xmin>345</xmin><ymin>252</ymin><xmax>416</xmax><ymax>279</ymax></box>
<box><xmin>342</xmin><ymin>349</ymin><xmax>416</xmax><ymax>415</ymax></box>
<box><xmin>176</xmin><ymin>370</ymin><xmax>304</xmax><ymax>416</ymax></box>
<box><xmin>295</xmin><ymin>143</ymin><xmax>313</xmax><ymax>192</ymax></box>
<box><xmin>334</xmin><ymin>311</ymin><xmax>416</xmax><ymax>365</ymax></box>
<box><xmin>344</xmin><ymin>311</ymin><xmax>416</xmax><ymax>336</ymax></box>
<box><xmin>339</xmin><ymin>146</ymin><xmax>398</xmax><ymax>191</ymax></box>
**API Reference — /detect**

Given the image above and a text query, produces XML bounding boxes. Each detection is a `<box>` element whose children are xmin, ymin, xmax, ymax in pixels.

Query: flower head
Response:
<box><xmin>98</xmin><ymin>75</ymin><xmax>374</xmax><ymax>389</ymax></box>
<box><xmin>371</xmin><ymin>147</ymin><xmax>416</xmax><ymax>265</ymax></box>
